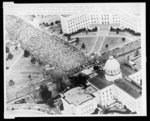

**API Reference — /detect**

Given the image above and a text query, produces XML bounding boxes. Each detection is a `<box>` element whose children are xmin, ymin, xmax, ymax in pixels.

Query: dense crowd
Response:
<box><xmin>6</xmin><ymin>15</ymin><xmax>89</xmax><ymax>75</ymax></box>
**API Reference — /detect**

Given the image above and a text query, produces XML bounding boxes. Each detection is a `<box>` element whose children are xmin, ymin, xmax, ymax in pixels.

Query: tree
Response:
<box><xmin>6</xmin><ymin>66</ymin><xmax>9</xmax><ymax>70</ymax></box>
<box><xmin>6</xmin><ymin>46</ymin><xmax>9</xmax><ymax>53</ymax></box>
<box><xmin>7</xmin><ymin>53</ymin><xmax>13</xmax><ymax>60</ymax></box>
<box><xmin>110</xmin><ymin>26</ymin><xmax>113</xmax><ymax>31</ymax></box>
<box><xmin>24</xmin><ymin>50</ymin><xmax>30</xmax><ymax>57</ymax></box>
<box><xmin>9</xmin><ymin>80</ymin><xmax>15</xmax><ymax>86</ymax></box>
<box><xmin>76</xmin><ymin>37</ymin><xmax>80</xmax><ymax>45</ymax></box>
<box><xmin>105</xmin><ymin>44</ymin><xmax>109</xmax><ymax>48</ymax></box>
<box><xmin>31</xmin><ymin>57</ymin><xmax>36</xmax><ymax>64</ymax></box>
<box><xmin>93</xmin><ymin>65</ymin><xmax>99</xmax><ymax>71</ymax></box>
<box><xmin>28</xmin><ymin>74</ymin><xmax>32</xmax><ymax>85</ymax></box>
<box><xmin>81</xmin><ymin>43</ymin><xmax>86</xmax><ymax>49</ymax></box>
<box><xmin>59</xmin><ymin>30</ymin><xmax>63</xmax><ymax>34</ymax></box>
<box><xmin>50</xmin><ymin>22</ymin><xmax>54</xmax><ymax>26</ymax></box>
<box><xmin>122</xmin><ymin>37</ymin><xmax>126</xmax><ymax>42</ymax></box>
<box><xmin>15</xmin><ymin>46</ymin><xmax>18</xmax><ymax>51</ymax></box>
<box><xmin>38</xmin><ymin>61</ymin><xmax>44</xmax><ymax>66</ymax></box>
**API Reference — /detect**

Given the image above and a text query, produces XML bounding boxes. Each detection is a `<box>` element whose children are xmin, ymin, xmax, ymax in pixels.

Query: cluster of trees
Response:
<box><xmin>41</xmin><ymin>20</ymin><xmax>60</xmax><ymax>27</ymax></box>
<box><xmin>6</xmin><ymin>46</ymin><xmax>13</xmax><ymax>61</ymax></box>
<box><xmin>110</xmin><ymin>27</ymin><xmax>141</xmax><ymax>36</ymax></box>
<box><xmin>68</xmin><ymin>73</ymin><xmax>89</xmax><ymax>88</ymax></box>
<box><xmin>55</xmin><ymin>20</ymin><xmax>60</xmax><ymax>24</ymax></box>
<box><xmin>41</xmin><ymin>22</ymin><xmax>54</xmax><ymax>27</ymax></box>
<box><xmin>64</xmin><ymin>27</ymin><xmax>98</xmax><ymax>40</ymax></box>
<box><xmin>38</xmin><ymin>85</ymin><xmax>55</xmax><ymax>108</ymax></box>
<box><xmin>88</xmin><ymin>27</ymin><xmax>98</xmax><ymax>32</ymax></box>
<box><xmin>24</xmin><ymin>50</ymin><xmax>44</xmax><ymax>66</ymax></box>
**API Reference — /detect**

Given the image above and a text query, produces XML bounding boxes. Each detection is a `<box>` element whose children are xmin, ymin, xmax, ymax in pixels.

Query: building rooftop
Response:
<box><xmin>88</xmin><ymin>74</ymin><xmax>110</xmax><ymax>90</ymax></box>
<box><xmin>115</xmin><ymin>78</ymin><xmax>141</xmax><ymax>99</ymax></box>
<box><xmin>63</xmin><ymin>86</ymin><xmax>97</xmax><ymax>106</ymax></box>
<box><xmin>120</xmin><ymin>63</ymin><xmax>137</xmax><ymax>76</ymax></box>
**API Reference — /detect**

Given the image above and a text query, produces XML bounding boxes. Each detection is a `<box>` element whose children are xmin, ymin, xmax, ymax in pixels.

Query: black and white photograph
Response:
<box><xmin>3</xmin><ymin>2</ymin><xmax>146</xmax><ymax>118</ymax></box>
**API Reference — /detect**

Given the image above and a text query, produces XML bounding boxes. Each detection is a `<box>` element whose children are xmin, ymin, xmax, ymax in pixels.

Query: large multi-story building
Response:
<box><xmin>60</xmin><ymin>86</ymin><xmax>99</xmax><ymax>115</ymax></box>
<box><xmin>120</xmin><ymin>14</ymin><xmax>141</xmax><ymax>33</ymax></box>
<box><xmin>113</xmin><ymin>79</ymin><xmax>142</xmax><ymax>114</ymax></box>
<box><xmin>60</xmin><ymin>7</ymin><xmax>141</xmax><ymax>34</ymax></box>
<box><xmin>61</xmin><ymin>56</ymin><xmax>142</xmax><ymax>115</ymax></box>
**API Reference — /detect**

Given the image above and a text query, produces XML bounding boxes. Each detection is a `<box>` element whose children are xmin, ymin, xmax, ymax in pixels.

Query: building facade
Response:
<box><xmin>60</xmin><ymin>8</ymin><xmax>141</xmax><ymax>34</ymax></box>
<box><xmin>113</xmin><ymin>82</ymin><xmax>142</xmax><ymax>114</ymax></box>
<box><xmin>128</xmin><ymin>70</ymin><xmax>142</xmax><ymax>86</ymax></box>
<box><xmin>60</xmin><ymin>86</ymin><xmax>99</xmax><ymax>115</ymax></box>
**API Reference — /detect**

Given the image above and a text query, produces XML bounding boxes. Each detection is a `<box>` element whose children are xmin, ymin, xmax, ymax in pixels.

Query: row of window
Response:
<box><xmin>82</xmin><ymin>107</ymin><xmax>94</xmax><ymax>114</ymax></box>
<box><xmin>106</xmin><ymin>69</ymin><xmax>120</xmax><ymax>75</ymax></box>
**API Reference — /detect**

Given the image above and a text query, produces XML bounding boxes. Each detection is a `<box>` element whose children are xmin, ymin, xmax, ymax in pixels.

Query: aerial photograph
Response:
<box><xmin>4</xmin><ymin>2</ymin><xmax>146</xmax><ymax>118</ymax></box>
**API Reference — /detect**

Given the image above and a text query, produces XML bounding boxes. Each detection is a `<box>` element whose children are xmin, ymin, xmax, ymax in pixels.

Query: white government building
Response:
<box><xmin>60</xmin><ymin>56</ymin><xmax>142</xmax><ymax>115</ymax></box>
<box><xmin>60</xmin><ymin>6</ymin><xmax>141</xmax><ymax>34</ymax></box>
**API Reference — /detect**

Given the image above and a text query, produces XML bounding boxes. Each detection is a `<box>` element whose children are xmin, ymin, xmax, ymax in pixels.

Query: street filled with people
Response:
<box><xmin>6</xmin><ymin>15</ymin><xmax>89</xmax><ymax>75</ymax></box>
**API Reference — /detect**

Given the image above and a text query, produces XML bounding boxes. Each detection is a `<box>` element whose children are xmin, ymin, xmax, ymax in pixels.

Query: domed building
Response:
<box><xmin>103</xmin><ymin>56</ymin><xmax>122</xmax><ymax>82</ymax></box>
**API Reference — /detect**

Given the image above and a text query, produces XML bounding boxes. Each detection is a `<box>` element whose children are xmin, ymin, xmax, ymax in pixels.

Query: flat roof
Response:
<box><xmin>63</xmin><ymin>86</ymin><xmax>96</xmax><ymax>106</ymax></box>
<box><xmin>120</xmin><ymin>63</ymin><xmax>137</xmax><ymax>76</ymax></box>
<box><xmin>88</xmin><ymin>74</ymin><xmax>110</xmax><ymax>90</ymax></box>
<box><xmin>115</xmin><ymin>78</ymin><xmax>141</xmax><ymax>99</ymax></box>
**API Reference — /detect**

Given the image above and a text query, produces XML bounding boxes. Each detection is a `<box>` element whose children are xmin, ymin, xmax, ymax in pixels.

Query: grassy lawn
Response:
<box><xmin>6</xmin><ymin>45</ymin><xmax>23</xmax><ymax>69</ymax></box>
<box><xmin>71</xmin><ymin>36</ymin><xmax>97</xmax><ymax>54</ymax></box>
<box><xmin>6</xmin><ymin>55</ymin><xmax>43</xmax><ymax>92</ymax></box>
<box><xmin>100</xmin><ymin>36</ymin><xmax>130</xmax><ymax>53</ymax></box>
<box><xmin>109</xmin><ymin>31</ymin><xmax>136</xmax><ymax>38</ymax></box>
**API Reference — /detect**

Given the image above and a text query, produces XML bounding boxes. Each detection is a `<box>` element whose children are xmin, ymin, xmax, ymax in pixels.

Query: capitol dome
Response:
<box><xmin>104</xmin><ymin>56</ymin><xmax>122</xmax><ymax>82</ymax></box>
